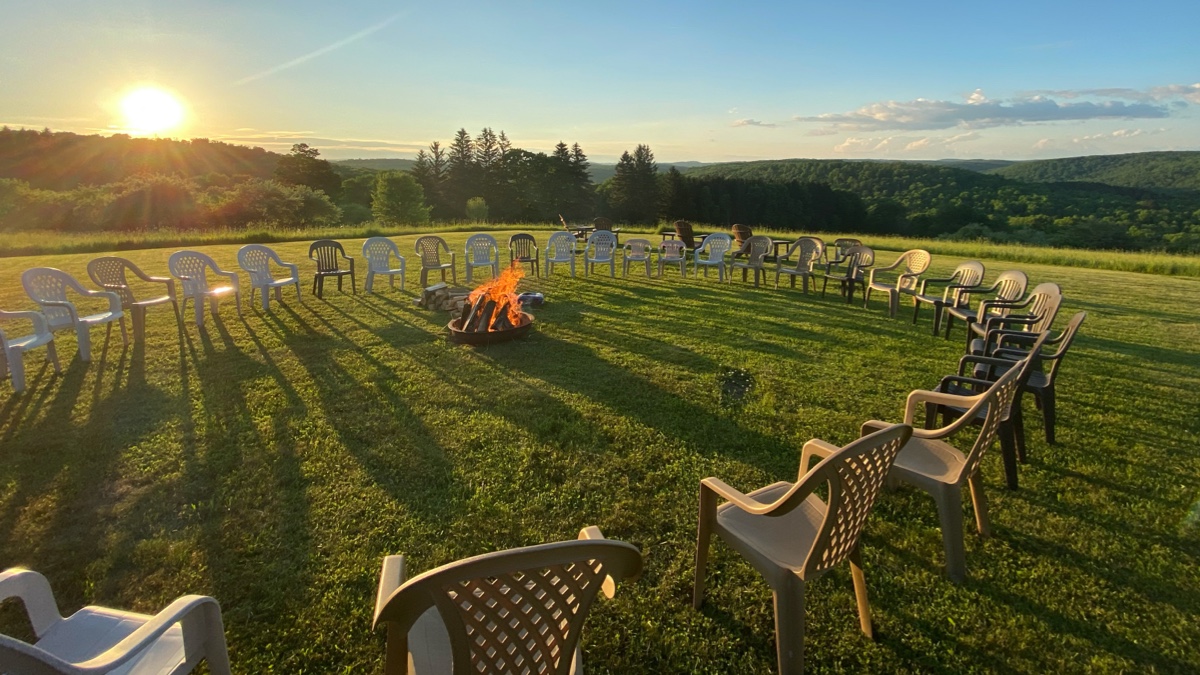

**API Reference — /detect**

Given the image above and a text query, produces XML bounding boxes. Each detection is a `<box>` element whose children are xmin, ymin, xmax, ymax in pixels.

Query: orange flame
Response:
<box><xmin>468</xmin><ymin>262</ymin><xmax>525</xmax><ymax>330</ymax></box>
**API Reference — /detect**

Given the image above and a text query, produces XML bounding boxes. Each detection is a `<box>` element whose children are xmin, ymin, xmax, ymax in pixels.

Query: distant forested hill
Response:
<box><xmin>987</xmin><ymin>151</ymin><xmax>1200</xmax><ymax>192</ymax></box>
<box><xmin>681</xmin><ymin>158</ymin><xmax>1200</xmax><ymax>251</ymax></box>
<box><xmin>0</xmin><ymin>128</ymin><xmax>279</xmax><ymax>189</ymax></box>
<box><xmin>332</xmin><ymin>158</ymin><xmax>417</xmax><ymax>172</ymax></box>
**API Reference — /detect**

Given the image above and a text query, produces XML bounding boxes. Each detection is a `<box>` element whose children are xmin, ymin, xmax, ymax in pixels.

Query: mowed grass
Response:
<box><xmin>0</xmin><ymin>232</ymin><xmax>1198</xmax><ymax>673</ymax></box>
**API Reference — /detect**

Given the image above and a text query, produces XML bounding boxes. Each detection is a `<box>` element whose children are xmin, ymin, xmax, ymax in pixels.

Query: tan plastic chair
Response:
<box><xmin>824</xmin><ymin>238</ymin><xmax>861</xmax><ymax>267</ymax></box>
<box><xmin>865</xmin><ymin>249</ymin><xmax>931</xmax><ymax>318</ymax></box>
<box><xmin>820</xmin><ymin>245</ymin><xmax>874</xmax><ymax>303</ymax></box>
<box><xmin>87</xmin><ymin>256</ymin><xmax>180</xmax><ymax>341</ymax></box>
<box><xmin>362</xmin><ymin>237</ymin><xmax>408</xmax><ymax>293</ymax></box>
<box><xmin>730</xmin><ymin>235</ymin><xmax>773</xmax><ymax>287</ymax></box>
<box><xmin>238</xmin><ymin>244</ymin><xmax>303</xmax><ymax>309</ymax></box>
<box><xmin>966</xmin><ymin>282</ymin><xmax>1062</xmax><ymax>355</ymax></box>
<box><xmin>22</xmin><ymin>267</ymin><xmax>128</xmax><ymax>360</ymax></box>
<box><xmin>622</xmin><ymin>238</ymin><xmax>653</xmax><ymax>277</ymax></box>
<box><xmin>774</xmin><ymin>237</ymin><xmax>824</xmax><ymax>292</ymax></box>
<box><xmin>911</xmin><ymin>260</ymin><xmax>985</xmax><ymax>335</ymax></box>
<box><xmin>693</xmin><ymin>423</ymin><xmax>913</xmax><ymax>675</ymax></box>
<box><xmin>657</xmin><ymin>240</ymin><xmax>687</xmax><ymax>277</ymax></box>
<box><xmin>860</xmin><ymin>361</ymin><xmax>1027</xmax><ymax>582</ymax></box>
<box><xmin>942</xmin><ymin>270</ymin><xmax>1027</xmax><ymax>341</ymax></box>
<box><xmin>1</xmin><ymin>309</ymin><xmax>60</xmax><ymax>393</ymax></box>
<box><xmin>373</xmin><ymin>527</ymin><xmax>642</xmax><ymax>675</ymax></box>
<box><xmin>415</xmin><ymin>236</ymin><xmax>457</xmax><ymax>287</ymax></box>
<box><xmin>0</xmin><ymin>567</ymin><xmax>231</xmax><ymax>675</ymax></box>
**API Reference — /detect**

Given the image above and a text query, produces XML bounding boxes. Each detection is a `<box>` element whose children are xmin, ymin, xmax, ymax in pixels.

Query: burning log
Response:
<box><xmin>453</xmin><ymin>262</ymin><xmax>530</xmax><ymax>334</ymax></box>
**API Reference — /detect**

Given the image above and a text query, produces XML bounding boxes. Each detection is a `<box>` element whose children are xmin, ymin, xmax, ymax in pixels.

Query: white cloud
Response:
<box><xmin>731</xmin><ymin>118</ymin><xmax>776</xmax><ymax>128</ymax></box>
<box><xmin>1027</xmin><ymin>83</ymin><xmax>1200</xmax><ymax>104</ymax></box>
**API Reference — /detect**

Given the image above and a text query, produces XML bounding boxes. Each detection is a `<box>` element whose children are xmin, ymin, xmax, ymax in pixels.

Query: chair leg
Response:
<box><xmin>133</xmin><ymin>307</ymin><xmax>146</xmax><ymax>342</ymax></box>
<box><xmin>692</xmin><ymin>487</ymin><xmax>717</xmax><ymax>609</ymax></box>
<box><xmin>351</xmin><ymin>270</ymin><xmax>357</xmax><ymax>294</ymax></box>
<box><xmin>967</xmin><ymin>473</ymin><xmax>991</xmax><ymax>538</ymax></box>
<box><xmin>47</xmin><ymin>340</ymin><xmax>61</xmax><ymax>373</ymax></box>
<box><xmin>934</xmin><ymin>486</ymin><xmax>967</xmax><ymax>582</ymax></box>
<box><xmin>118</xmin><ymin>316</ymin><xmax>129</xmax><ymax>345</ymax></box>
<box><xmin>365</xmin><ymin>272</ymin><xmax>374</xmax><ymax>293</ymax></box>
<box><xmin>1012</xmin><ymin>394</ymin><xmax>1028</xmax><ymax>462</ymax></box>
<box><xmin>295</xmin><ymin>281</ymin><xmax>302</xmax><ymax>302</ymax></box>
<box><xmin>848</xmin><ymin>545</ymin><xmax>874</xmax><ymax>639</ymax></box>
<box><xmin>821</xmin><ymin>276</ymin><xmax>829</xmax><ymax>297</ymax></box>
<box><xmin>76</xmin><ymin>324</ymin><xmax>92</xmax><ymax>361</ymax></box>
<box><xmin>195</xmin><ymin>297</ymin><xmax>205</xmax><ymax>326</ymax></box>
<box><xmin>999</xmin><ymin>420</ymin><xmax>1019</xmax><ymax>490</ymax></box>
<box><xmin>1042</xmin><ymin>388</ymin><xmax>1057</xmax><ymax>444</ymax></box>
<box><xmin>7</xmin><ymin>349</ymin><xmax>25</xmax><ymax>393</ymax></box>
<box><xmin>261</xmin><ymin>288</ymin><xmax>270</xmax><ymax>311</ymax></box>
<box><xmin>772</xmin><ymin>577</ymin><xmax>806</xmax><ymax>675</ymax></box>
<box><xmin>275</xmin><ymin>286</ymin><xmax>283</xmax><ymax>303</ymax></box>
<box><xmin>913</xmin><ymin>299</ymin><xmax>921</xmax><ymax>325</ymax></box>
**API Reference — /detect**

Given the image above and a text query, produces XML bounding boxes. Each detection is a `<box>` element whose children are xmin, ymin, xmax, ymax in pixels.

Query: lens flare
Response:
<box><xmin>120</xmin><ymin>87</ymin><xmax>184</xmax><ymax>135</ymax></box>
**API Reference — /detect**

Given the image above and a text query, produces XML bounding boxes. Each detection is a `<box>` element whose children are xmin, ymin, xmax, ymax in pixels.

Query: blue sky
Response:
<box><xmin>2</xmin><ymin>0</ymin><xmax>1198</xmax><ymax>162</ymax></box>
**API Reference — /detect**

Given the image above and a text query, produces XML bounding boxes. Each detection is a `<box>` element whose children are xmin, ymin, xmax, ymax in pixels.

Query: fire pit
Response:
<box><xmin>447</xmin><ymin>263</ymin><xmax>535</xmax><ymax>345</ymax></box>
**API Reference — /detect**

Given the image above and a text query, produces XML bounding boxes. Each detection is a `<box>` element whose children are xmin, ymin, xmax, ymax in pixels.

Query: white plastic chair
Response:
<box><xmin>237</xmin><ymin>244</ymin><xmax>301</xmax><ymax>310</ymax></box>
<box><xmin>584</xmin><ymin>230</ymin><xmax>618</xmax><ymax>277</ymax></box>
<box><xmin>362</xmin><ymin>237</ymin><xmax>407</xmax><ymax>292</ymax></box>
<box><xmin>464</xmin><ymin>234</ymin><xmax>500</xmax><ymax>283</ymax></box>
<box><xmin>1</xmin><ymin>310</ymin><xmax>60</xmax><ymax>393</ymax></box>
<box><xmin>622</xmin><ymin>238</ymin><xmax>653</xmax><ymax>277</ymax></box>
<box><xmin>694</xmin><ymin>233</ymin><xmax>733</xmax><ymax>281</ymax></box>
<box><xmin>22</xmin><ymin>267</ymin><xmax>127</xmax><ymax>362</ymax></box>
<box><xmin>658</xmin><ymin>240</ymin><xmax>687</xmax><ymax>278</ymax></box>
<box><xmin>545</xmin><ymin>231</ymin><xmax>577</xmax><ymax>277</ymax></box>
<box><xmin>168</xmin><ymin>251</ymin><xmax>242</xmax><ymax>327</ymax></box>
<box><xmin>0</xmin><ymin>567</ymin><xmax>231</xmax><ymax>675</ymax></box>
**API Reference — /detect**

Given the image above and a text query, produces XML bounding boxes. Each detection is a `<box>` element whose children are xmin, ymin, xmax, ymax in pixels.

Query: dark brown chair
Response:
<box><xmin>673</xmin><ymin>220</ymin><xmax>708</xmax><ymax>250</ymax></box>
<box><xmin>508</xmin><ymin>233</ymin><xmax>540</xmax><ymax>278</ymax></box>
<box><xmin>308</xmin><ymin>239</ymin><xmax>355</xmax><ymax>298</ymax></box>
<box><xmin>731</xmin><ymin>223</ymin><xmax>753</xmax><ymax>246</ymax></box>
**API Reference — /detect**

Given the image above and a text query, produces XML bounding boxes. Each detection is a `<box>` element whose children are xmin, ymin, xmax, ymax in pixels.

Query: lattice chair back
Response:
<box><xmin>308</xmin><ymin>240</ymin><xmax>345</xmax><ymax>274</ymax></box>
<box><xmin>800</xmin><ymin>423</ymin><xmax>911</xmax><ymax>578</ymax></box>
<box><xmin>898</xmin><ymin>249</ymin><xmax>932</xmax><ymax>291</ymax></box>
<box><xmin>844</xmin><ymin>245</ymin><xmax>875</xmax><ymax>277</ymax></box>
<box><xmin>739</xmin><ymin>235</ymin><xmax>772</xmax><ymax>265</ymax></box>
<box><xmin>1040</xmin><ymin>311</ymin><xmax>1086</xmax><ymax>386</ymax></box>
<box><xmin>987</xmin><ymin>270</ymin><xmax>1029</xmax><ymax>317</ymax></box>
<box><xmin>238</xmin><ymin>244</ymin><xmax>281</xmax><ymax>286</ymax></box>
<box><xmin>466</xmin><ymin>234</ymin><xmax>499</xmax><ymax>265</ymax></box>
<box><xmin>698</xmin><ymin>233</ymin><xmax>732</xmax><ymax>260</ymax></box>
<box><xmin>831</xmin><ymin>237</ymin><xmax>862</xmax><ymax>262</ymax></box>
<box><xmin>625</xmin><ymin>238</ymin><xmax>652</xmax><ymax>258</ymax></box>
<box><xmin>950</xmin><ymin>261</ymin><xmax>986</xmax><ymax>306</ymax></box>
<box><xmin>87</xmin><ymin>257</ymin><xmax>141</xmax><ymax>308</ymax></box>
<box><xmin>509</xmin><ymin>233</ymin><xmax>538</xmax><ymax>260</ymax></box>
<box><xmin>659</xmin><ymin>240</ymin><xmax>686</xmax><ymax>259</ymax></box>
<box><xmin>674</xmin><ymin>220</ymin><xmax>699</xmax><ymax>249</ymax></box>
<box><xmin>21</xmin><ymin>268</ymin><xmax>79</xmax><ymax>327</ymax></box>
<box><xmin>416</xmin><ymin>236</ymin><xmax>449</xmax><ymax>267</ymax></box>
<box><xmin>363</xmin><ymin>238</ymin><xmax>402</xmax><ymax>273</ymax></box>
<box><xmin>955</xmin><ymin>362</ymin><xmax>1026</xmax><ymax>482</ymax></box>
<box><xmin>546</xmin><ymin>232</ymin><xmax>576</xmax><ymax>260</ymax></box>
<box><xmin>375</xmin><ymin>539</ymin><xmax>643</xmax><ymax>675</ymax></box>
<box><xmin>169</xmin><ymin>251</ymin><xmax>219</xmax><ymax>298</ymax></box>
<box><xmin>587</xmin><ymin>231</ymin><xmax>617</xmax><ymax>260</ymax></box>
<box><xmin>1025</xmin><ymin>282</ymin><xmax>1063</xmax><ymax>334</ymax></box>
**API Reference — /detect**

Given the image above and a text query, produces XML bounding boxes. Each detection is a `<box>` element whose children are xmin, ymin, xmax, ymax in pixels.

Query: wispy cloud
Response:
<box><xmin>798</xmin><ymin>88</ymin><xmax>1171</xmax><ymax>132</ymax></box>
<box><xmin>731</xmin><ymin>118</ymin><xmax>776</xmax><ymax>128</ymax></box>
<box><xmin>213</xmin><ymin>132</ymin><xmax>426</xmax><ymax>155</ymax></box>
<box><xmin>234</xmin><ymin>11</ymin><xmax>409</xmax><ymax>85</ymax></box>
<box><xmin>1024</xmin><ymin>83</ymin><xmax>1200</xmax><ymax>104</ymax></box>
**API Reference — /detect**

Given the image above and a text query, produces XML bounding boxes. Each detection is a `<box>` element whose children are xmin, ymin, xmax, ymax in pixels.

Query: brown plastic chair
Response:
<box><xmin>730</xmin><ymin>235</ymin><xmax>773</xmax><ymax>286</ymax></box>
<box><xmin>942</xmin><ymin>270</ymin><xmax>1028</xmax><ymax>341</ymax></box>
<box><xmin>966</xmin><ymin>282</ymin><xmax>1062</xmax><ymax>355</ymax></box>
<box><xmin>865</xmin><ymin>249</ymin><xmax>931</xmax><ymax>318</ymax></box>
<box><xmin>774</xmin><ymin>237</ymin><xmax>824</xmax><ymax>292</ymax></box>
<box><xmin>820</xmin><ymin>245</ymin><xmax>875</xmax><ymax>303</ymax></box>
<box><xmin>693</xmin><ymin>423</ymin><xmax>913</xmax><ymax>675</ymax></box>
<box><xmin>373</xmin><ymin>527</ymin><xmax>642</xmax><ymax>675</ymax></box>
<box><xmin>860</xmin><ymin>361</ymin><xmax>1028</xmax><ymax>582</ymax></box>
<box><xmin>87</xmin><ymin>256</ymin><xmax>180</xmax><ymax>341</ymax></box>
<box><xmin>731</xmin><ymin>223</ymin><xmax>754</xmax><ymax>246</ymax></box>
<box><xmin>673</xmin><ymin>220</ymin><xmax>708</xmax><ymax>250</ymax></box>
<box><xmin>961</xmin><ymin>311</ymin><xmax>1087</xmax><ymax>453</ymax></box>
<box><xmin>308</xmin><ymin>240</ymin><xmax>356</xmax><ymax>298</ymax></box>
<box><xmin>911</xmin><ymin>260</ymin><xmax>985</xmax><ymax>335</ymax></box>
<box><xmin>415</xmin><ymin>236</ymin><xmax>457</xmax><ymax>287</ymax></box>
<box><xmin>509</xmin><ymin>233</ymin><xmax>540</xmax><ymax>278</ymax></box>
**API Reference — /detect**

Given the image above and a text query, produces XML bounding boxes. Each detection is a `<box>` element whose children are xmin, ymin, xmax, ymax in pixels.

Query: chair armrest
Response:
<box><xmin>957</xmin><ymin>353</ymin><xmax>1019</xmax><ymax>377</ymax></box>
<box><xmin>700</xmin><ymin>477</ymin><xmax>780</xmax><ymax>516</ymax></box>
<box><xmin>904</xmin><ymin>388</ymin><xmax>984</xmax><ymax>438</ymax></box>
<box><xmin>215</xmin><ymin>269</ymin><xmax>240</xmax><ymax>288</ymax></box>
<box><xmin>0</xmin><ymin>310</ymin><xmax>50</xmax><ymax>336</ymax></box>
<box><xmin>70</xmin><ymin>595</ymin><xmax>223</xmax><ymax>673</ymax></box>
<box><xmin>937</xmin><ymin>374</ymin><xmax>993</xmax><ymax>394</ymax></box>
<box><xmin>577</xmin><ymin>526</ymin><xmax>627</xmax><ymax>595</ymax></box>
<box><xmin>859</xmin><ymin>419</ymin><xmax>892</xmax><ymax>437</ymax></box>
<box><xmin>35</xmin><ymin>299</ymin><xmax>80</xmax><ymax>322</ymax></box>
<box><xmin>799</xmin><ymin>438</ymin><xmax>839</xmax><ymax>476</ymax></box>
<box><xmin>918</xmin><ymin>274</ymin><xmax>956</xmax><ymax>294</ymax></box>
<box><xmin>0</xmin><ymin>568</ymin><xmax>62</xmax><ymax>636</ymax></box>
<box><xmin>374</xmin><ymin>555</ymin><xmax>406</xmax><ymax>626</ymax></box>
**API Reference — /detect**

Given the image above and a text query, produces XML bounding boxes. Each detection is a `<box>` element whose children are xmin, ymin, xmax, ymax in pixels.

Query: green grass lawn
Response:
<box><xmin>1</xmin><ymin>232</ymin><xmax>1198</xmax><ymax>673</ymax></box>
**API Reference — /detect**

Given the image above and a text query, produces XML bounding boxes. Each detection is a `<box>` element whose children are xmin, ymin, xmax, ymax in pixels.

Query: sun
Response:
<box><xmin>120</xmin><ymin>87</ymin><xmax>185</xmax><ymax>136</ymax></box>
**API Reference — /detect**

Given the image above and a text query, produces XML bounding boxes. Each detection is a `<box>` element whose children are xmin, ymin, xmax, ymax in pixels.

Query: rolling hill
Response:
<box><xmin>986</xmin><ymin>151</ymin><xmax>1200</xmax><ymax>192</ymax></box>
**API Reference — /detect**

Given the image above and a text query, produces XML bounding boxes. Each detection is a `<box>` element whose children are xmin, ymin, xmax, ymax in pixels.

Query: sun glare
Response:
<box><xmin>120</xmin><ymin>87</ymin><xmax>185</xmax><ymax>136</ymax></box>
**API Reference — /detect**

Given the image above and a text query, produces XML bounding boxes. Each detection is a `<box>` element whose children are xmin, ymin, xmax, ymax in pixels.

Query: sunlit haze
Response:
<box><xmin>1</xmin><ymin>1</ymin><xmax>1198</xmax><ymax>162</ymax></box>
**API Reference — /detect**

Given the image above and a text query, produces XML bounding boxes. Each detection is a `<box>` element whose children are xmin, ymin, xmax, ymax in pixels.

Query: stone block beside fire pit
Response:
<box><xmin>416</xmin><ymin>282</ymin><xmax>471</xmax><ymax>312</ymax></box>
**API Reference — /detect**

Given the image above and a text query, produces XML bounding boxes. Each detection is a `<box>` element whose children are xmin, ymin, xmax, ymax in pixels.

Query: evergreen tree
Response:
<box><xmin>607</xmin><ymin>144</ymin><xmax>658</xmax><ymax>224</ymax></box>
<box><xmin>412</xmin><ymin>141</ymin><xmax>450</xmax><ymax>218</ymax></box>
<box><xmin>372</xmin><ymin>171</ymin><xmax>430</xmax><ymax>225</ymax></box>
<box><xmin>445</xmin><ymin>129</ymin><xmax>478</xmax><ymax>217</ymax></box>
<box><xmin>568</xmin><ymin>143</ymin><xmax>594</xmax><ymax>219</ymax></box>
